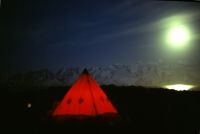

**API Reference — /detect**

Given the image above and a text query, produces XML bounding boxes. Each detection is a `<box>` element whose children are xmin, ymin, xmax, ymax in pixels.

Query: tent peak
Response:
<box><xmin>82</xmin><ymin>68</ymin><xmax>89</xmax><ymax>74</ymax></box>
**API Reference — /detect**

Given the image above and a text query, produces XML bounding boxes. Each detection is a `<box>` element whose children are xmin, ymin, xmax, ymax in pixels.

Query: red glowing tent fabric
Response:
<box><xmin>53</xmin><ymin>69</ymin><xmax>118</xmax><ymax>117</ymax></box>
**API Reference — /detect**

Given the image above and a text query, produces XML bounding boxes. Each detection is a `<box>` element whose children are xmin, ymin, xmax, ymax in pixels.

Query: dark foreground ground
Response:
<box><xmin>1</xmin><ymin>85</ymin><xmax>200</xmax><ymax>134</ymax></box>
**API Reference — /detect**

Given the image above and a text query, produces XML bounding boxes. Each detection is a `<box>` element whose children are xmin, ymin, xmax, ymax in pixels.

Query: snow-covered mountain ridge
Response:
<box><xmin>1</xmin><ymin>63</ymin><xmax>200</xmax><ymax>88</ymax></box>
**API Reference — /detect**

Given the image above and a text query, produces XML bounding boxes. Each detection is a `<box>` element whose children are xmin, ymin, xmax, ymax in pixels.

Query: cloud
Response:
<box><xmin>82</xmin><ymin>1</ymin><xmax>200</xmax><ymax>47</ymax></box>
<box><xmin>27</xmin><ymin>0</ymin><xmax>200</xmax><ymax>48</ymax></box>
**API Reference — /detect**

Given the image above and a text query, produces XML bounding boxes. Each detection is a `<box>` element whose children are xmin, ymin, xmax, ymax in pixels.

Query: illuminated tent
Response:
<box><xmin>52</xmin><ymin>69</ymin><xmax>118</xmax><ymax>117</ymax></box>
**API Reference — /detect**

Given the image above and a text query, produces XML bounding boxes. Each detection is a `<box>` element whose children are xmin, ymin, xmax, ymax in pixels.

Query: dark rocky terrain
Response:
<box><xmin>1</xmin><ymin>85</ymin><xmax>200</xmax><ymax>134</ymax></box>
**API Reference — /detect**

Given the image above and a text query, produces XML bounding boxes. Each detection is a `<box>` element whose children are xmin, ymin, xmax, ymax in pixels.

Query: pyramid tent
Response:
<box><xmin>52</xmin><ymin>69</ymin><xmax>118</xmax><ymax>117</ymax></box>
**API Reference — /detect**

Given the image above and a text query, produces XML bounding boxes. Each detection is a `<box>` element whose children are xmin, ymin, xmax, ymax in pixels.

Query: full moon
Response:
<box><xmin>167</xmin><ymin>25</ymin><xmax>190</xmax><ymax>47</ymax></box>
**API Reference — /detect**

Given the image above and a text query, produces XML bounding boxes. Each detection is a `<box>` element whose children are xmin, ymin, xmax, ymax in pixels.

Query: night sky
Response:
<box><xmin>1</xmin><ymin>0</ymin><xmax>200</xmax><ymax>72</ymax></box>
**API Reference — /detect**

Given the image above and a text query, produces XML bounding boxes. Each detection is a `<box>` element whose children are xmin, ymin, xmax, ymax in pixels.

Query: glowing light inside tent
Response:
<box><xmin>164</xmin><ymin>84</ymin><xmax>194</xmax><ymax>91</ymax></box>
<box><xmin>52</xmin><ymin>69</ymin><xmax>118</xmax><ymax>116</ymax></box>
<box><xmin>27</xmin><ymin>103</ymin><xmax>32</xmax><ymax>108</ymax></box>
